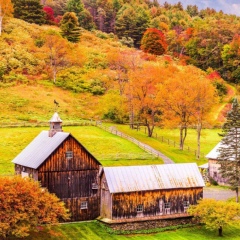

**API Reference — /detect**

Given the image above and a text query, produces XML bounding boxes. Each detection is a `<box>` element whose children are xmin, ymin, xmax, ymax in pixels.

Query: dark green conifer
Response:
<box><xmin>217</xmin><ymin>98</ymin><xmax>240</xmax><ymax>202</ymax></box>
<box><xmin>60</xmin><ymin>12</ymin><xmax>81</xmax><ymax>43</ymax></box>
<box><xmin>12</xmin><ymin>0</ymin><xmax>46</xmax><ymax>25</ymax></box>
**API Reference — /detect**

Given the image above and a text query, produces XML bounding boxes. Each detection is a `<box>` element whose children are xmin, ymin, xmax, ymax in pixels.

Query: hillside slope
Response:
<box><xmin>0</xmin><ymin>18</ymin><xmax>234</xmax><ymax>125</ymax></box>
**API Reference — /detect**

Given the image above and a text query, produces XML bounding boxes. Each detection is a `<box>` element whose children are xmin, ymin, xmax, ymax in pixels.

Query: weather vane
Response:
<box><xmin>54</xmin><ymin>99</ymin><xmax>59</xmax><ymax>112</ymax></box>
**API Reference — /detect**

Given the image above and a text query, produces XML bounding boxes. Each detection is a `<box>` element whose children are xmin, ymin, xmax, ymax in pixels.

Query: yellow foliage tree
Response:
<box><xmin>0</xmin><ymin>0</ymin><xmax>13</xmax><ymax>35</ymax></box>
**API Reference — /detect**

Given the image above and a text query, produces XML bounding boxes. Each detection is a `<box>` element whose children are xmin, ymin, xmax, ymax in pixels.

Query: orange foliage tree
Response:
<box><xmin>0</xmin><ymin>176</ymin><xmax>69</xmax><ymax>239</ymax></box>
<box><xmin>44</xmin><ymin>31</ymin><xmax>72</xmax><ymax>83</ymax></box>
<box><xmin>140</xmin><ymin>28</ymin><xmax>167</xmax><ymax>56</ymax></box>
<box><xmin>160</xmin><ymin>65</ymin><xmax>217</xmax><ymax>151</ymax></box>
<box><xmin>127</xmin><ymin>63</ymin><xmax>164</xmax><ymax>137</ymax></box>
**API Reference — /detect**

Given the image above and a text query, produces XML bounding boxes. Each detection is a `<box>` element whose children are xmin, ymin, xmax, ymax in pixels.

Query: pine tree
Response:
<box><xmin>60</xmin><ymin>12</ymin><xmax>81</xmax><ymax>43</ymax></box>
<box><xmin>12</xmin><ymin>0</ymin><xmax>46</xmax><ymax>25</ymax></box>
<box><xmin>217</xmin><ymin>98</ymin><xmax>240</xmax><ymax>202</ymax></box>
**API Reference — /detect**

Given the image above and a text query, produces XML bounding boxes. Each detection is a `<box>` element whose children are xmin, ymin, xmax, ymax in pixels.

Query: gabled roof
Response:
<box><xmin>103</xmin><ymin>163</ymin><xmax>205</xmax><ymax>193</ymax></box>
<box><xmin>205</xmin><ymin>142</ymin><xmax>222</xmax><ymax>160</ymax></box>
<box><xmin>12</xmin><ymin>130</ymin><xmax>70</xmax><ymax>169</ymax></box>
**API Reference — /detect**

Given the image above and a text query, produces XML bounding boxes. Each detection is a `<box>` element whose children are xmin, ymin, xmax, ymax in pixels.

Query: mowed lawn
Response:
<box><xmin>0</xmin><ymin>125</ymin><xmax>159</xmax><ymax>175</ymax></box>
<box><xmin>109</xmin><ymin>124</ymin><xmax>222</xmax><ymax>166</ymax></box>
<box><xmin>20</xmin><ymin>221</ymin><xmax>240</xmax><ymax>240</ymax></box>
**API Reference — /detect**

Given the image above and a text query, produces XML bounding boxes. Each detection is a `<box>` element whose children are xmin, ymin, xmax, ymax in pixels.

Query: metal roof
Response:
<box><xmin>12</xmin><ymin>130</ymin><xmax>69</xmax><ymax>169</ymax></box>
<box><xmin>205</xmin><ymin>142</ymin><xmax>222</xmax><ymax>159</ymax></box>
<box><xmin>103</xmin><ymin>163</ymin><xmax>205</xmax><ymax>193</ymax></box>
<box><xmin>49</xmin><ymin>112</ymin><xmax>62</xmax><ymax>122</ymax></box>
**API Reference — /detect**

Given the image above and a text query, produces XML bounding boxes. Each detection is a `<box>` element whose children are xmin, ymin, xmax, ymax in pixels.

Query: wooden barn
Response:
<box><xmin>206</xmin><ymin>142</ymin><xmax>227</xmax><ymax>185</ymax></box>
<box><xmin>99</xmin><ymin>163</ymin><xmax>205</xmax><ymax>222</ymax></box>
<box><xmin>12</xmin><ymin>112</ymin><xmax>101</xmax><ymax>221</ymax></box>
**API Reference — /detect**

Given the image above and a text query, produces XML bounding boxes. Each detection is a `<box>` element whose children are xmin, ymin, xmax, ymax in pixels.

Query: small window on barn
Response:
<box><xmin>164</xmin><ymin>202</ymin><xmax>171</xmax><ymax>214</ymax></box>
<box><xmin>66</xmin><ymin>151</ymin><xmax>73</xmax><ymax>159</ymax></box>
<box><xmin>136</xmin><ymin>204</ymin><xmax>143</xmax><ymax>213</ymax></box>
<box><xmin>80</xmin><ymin>201</ymin><xmax>88</xmax><ymax>209</ymax></box>
<box><xmin>183</xmin><ymin>201</ymin><xmax>189</xmax><ymax>208</ymax></box>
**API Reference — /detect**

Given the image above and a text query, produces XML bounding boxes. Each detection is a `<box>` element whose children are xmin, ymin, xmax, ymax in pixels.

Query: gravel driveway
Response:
<box><xmin>203</xmin><ymin>186</ymin><xmax>236</xmax><ymax>201</ymax></box>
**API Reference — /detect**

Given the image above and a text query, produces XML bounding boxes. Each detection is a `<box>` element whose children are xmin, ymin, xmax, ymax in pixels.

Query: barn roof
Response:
<box><xmin>12</xmin><ymin>130</ymin><xmax>69</xmax><ymax>169</ymax></box>
<box><xmin>205</xmin><ymin>142</ymin><xmax>222</xmax><ymax>160</ymax></box>
<box><xmin>103</xmin><ymin>163</ymin><xmax>205</xmax><ymax>193</ymax></box>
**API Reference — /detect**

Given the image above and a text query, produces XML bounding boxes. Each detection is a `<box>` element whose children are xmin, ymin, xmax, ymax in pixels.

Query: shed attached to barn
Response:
<box><xmin>206</xmin><ymin>142</ymin><xmax>228</xmax><ymax>185</ymax></box>
<box><xmin>99</xmin><ymin>163</ymin><xmax>205</xmax><ymax>222</ymax></box>
<box><xmin>12</xmin><ymin>112</ymin><xmax>101</xmax><ymax>221</ymax></box>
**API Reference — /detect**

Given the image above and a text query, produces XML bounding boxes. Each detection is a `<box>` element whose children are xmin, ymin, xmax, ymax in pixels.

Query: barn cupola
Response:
<box><xmin>49</xmin><ymin>112</ymin><xmax>63</xmax><ymax>137</ymax></box>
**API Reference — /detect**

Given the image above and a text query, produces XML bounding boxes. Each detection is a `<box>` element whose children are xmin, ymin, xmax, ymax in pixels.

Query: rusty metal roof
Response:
<box><xmin>12</xmin><ymin>130</ymin><xmax>69</xmax><ymax>169</ymax></box>
<box><xmin>103</xmin><ymin>163</ymin><xmax>205</xmax><ymax>193</ymax></box>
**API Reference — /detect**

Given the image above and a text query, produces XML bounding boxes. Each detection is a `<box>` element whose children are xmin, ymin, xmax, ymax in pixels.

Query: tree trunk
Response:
<box><xmin>146</xmin><ymin>124</ymin><xmax>154</xmax><ymax>137</ymax></box>
<box><xmin>179</xmin><ymin>125</ymin><xmax>187</xmax><ymax>150</ymax></box>
<box><xmin>218</xmin><ymin>226</ymin><xmax>223</xmax><ymax>236</ymax></box>
<box><xmin>236</xmin><ymin>187</ymin><xmax>239</xmax><ymax>203</ymax></box>
<box><xmin>196</xmin><ymin>122</ymin><xmax>202</xmax><ymax>160</ymax></box>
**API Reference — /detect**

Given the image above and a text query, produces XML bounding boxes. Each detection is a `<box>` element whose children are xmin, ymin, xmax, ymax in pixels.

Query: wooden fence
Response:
<box><xmin>96</xmin><ymin>123</ymin><xmax>174</xmax><ymax>163</ymax></box>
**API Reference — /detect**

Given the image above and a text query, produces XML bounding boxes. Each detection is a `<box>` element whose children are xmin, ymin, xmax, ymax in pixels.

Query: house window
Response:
<box><xmin>66</xmin><ymin>151</ymin><xmax>73</xmax><ymax>159</ymax></box>
<box><xmin>136</xmin><ymin>204</ymin><xmax>143</xmax><ymax>213</ymax></box>
<box><xmin>80</xmin><ymin>201</ymin><xmax>88</xmax><ymax>209</ymax></box>
<box><xmin>213</xmin><ymin>171</ymin><xmax>217</xmax><ymax>178</ymax></box>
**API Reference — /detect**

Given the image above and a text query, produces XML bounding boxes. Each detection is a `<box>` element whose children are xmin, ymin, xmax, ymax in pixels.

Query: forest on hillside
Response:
<box><xmin>2</xmin><ymin>0</ymin><xmax>240</xmax><ymax>83</ymax></box>
<box><xmin>0</xmin><ymin>0</ymin><xmax>237</xmax><ymax>151</ymax></box>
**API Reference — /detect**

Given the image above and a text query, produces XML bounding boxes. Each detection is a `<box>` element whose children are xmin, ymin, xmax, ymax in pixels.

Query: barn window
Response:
<box><xmin>183</xmin><ymin>201</ymin><xmax>189</xmax><ymax>208</ymax></box>
<box><xmin>136</xmin><ymin>204</ymin><xmax>143</xmax><ymax>213</ymax></box>
<box><xmin>80</xmin><ymin>201</ymin><xmax>88</xmax><ymax>209</ymax></box>
<box><xmin>66</xmin><ymin>151</ymin><xmax>73</xmax><ymax>159</ymax></box>
<box><xmin>183</xmin><ymin>201</ymin><xmax>189</xmax><ymax>213</ymax></box>
<box><xmin>164</xmin><ymin>202</ymin><xmax>171</xmax><ymax>214</ymax></box>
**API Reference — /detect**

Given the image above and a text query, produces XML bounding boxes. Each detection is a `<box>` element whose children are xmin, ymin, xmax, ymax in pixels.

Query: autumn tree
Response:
<box><xmin>0</xmin><ymin>0</ymin><xmax>13</xmax><ymax>36</ymax></box>
<box><xmin>43</xmin><ymin>6</ymin><xmax>55</xmax><ymax>24</ymax></box>
<box><xmin>12</xmin><ymin>0</ymin><xmax>46</xmax><ymax>25</ymax></box>
<box><xmin>0</xmin><ymin>176</ymin><xmax>69</xmax><ymax>239</ymax></box>
<box><xmin>160</xmin><ymin>65</ymin><xmax>214</xmax><ymax>150</ymax></box>
<box><xmin>127</xmin><ymin>63</ymin><xmax>163</xmax><ymax>137</ymax></box>
<box><xmin>217</xmin><ymin>98</ymin><xmax>240</xmax><ymax>202</ymax></box>
<box><xmin>44</xmin><ymin>31</ymin><xmax>72</xmax><ymax>83</ymax></box>
<box><xmin>193</xmin><ymin>73</ymin><xmax>218</xmax><ymax>159</ymax></box>
<box><xmin>188</xmin><ymin>199</ymin><xmax>240</xmax><ymax>237</ymax></box>
<box><xmin>141</xmin><ymin>28</ymin><xmax>167</xmax><ymax>56</ymax></box>
<box><xmin>60</xmin><ymin>12</ymin><xmax>81</xmax><ymax>43</ymax></box>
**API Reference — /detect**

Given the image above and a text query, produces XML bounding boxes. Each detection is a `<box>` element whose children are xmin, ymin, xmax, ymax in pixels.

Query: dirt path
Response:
<box><xmin>203</xmin><ymin>187</ymin><xmax>235</xmax><ymax>201</ymax></box>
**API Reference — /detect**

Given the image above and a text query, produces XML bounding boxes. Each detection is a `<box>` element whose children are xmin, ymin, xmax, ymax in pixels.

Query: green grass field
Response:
<box><xmin>16</xmin><ymin>221</ymin><xmax>240</xmax><ymax>240</ymax></box>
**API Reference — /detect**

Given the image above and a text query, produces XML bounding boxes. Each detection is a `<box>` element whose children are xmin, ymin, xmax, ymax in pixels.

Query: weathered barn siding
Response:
<box><xmin>100</xmin><ymin>175</ymin><xmax>112</xmax><ymax>219</ymax></box>
<box><xmin>111</xmin><ymin>188</ymin><xmax>203</xmax><ymax>220</ymax></box>
<box><xmin>100</xmin><ymin>164</ymin><xmax>204</xmax><ymax>221</ymax></box>
<box><xmin>14</xmin><ymin>164</ymin><xmax>38</xmax><ymax>180</ymax></box>
<box><xmin>37</xmin><ymin>135</ymin><xmax>100</xmax><ymax>221</ymax></box>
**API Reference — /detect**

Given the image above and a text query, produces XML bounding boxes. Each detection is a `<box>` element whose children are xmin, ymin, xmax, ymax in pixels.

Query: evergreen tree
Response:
<box><xmin>115</xmin><ymin>4</ymin><xmax>150</xmax><ymax>48</ymax></box>
<box><xmin>217</xmin><ymin>98</ymin><xmax>240</xmax><ymax>202</ymax></box>
<box><xmin>66</xmin><ymin>0</ymin><xmax>95</xmax><ymax>30</ymax></box>
<box><xmin>60</xmin><ymin>12</ymin><xmax>80</xmax><ymax>43</ymax></box>
<box><xmin>12</xmin><ymin>0</ymin><xmax>46</xmax><ymax>25</ymax></box>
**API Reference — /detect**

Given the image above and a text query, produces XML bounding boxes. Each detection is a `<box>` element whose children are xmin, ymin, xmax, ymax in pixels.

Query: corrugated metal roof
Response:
<box><xmin>103</xmin><ymin>163</ymin><xmax>205</xmax><ymax>193</ymax></box>
<box><xmin>12</xmin><ymin>131</ymin><xmax>69</xmax><ymax>169</ymax></box>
